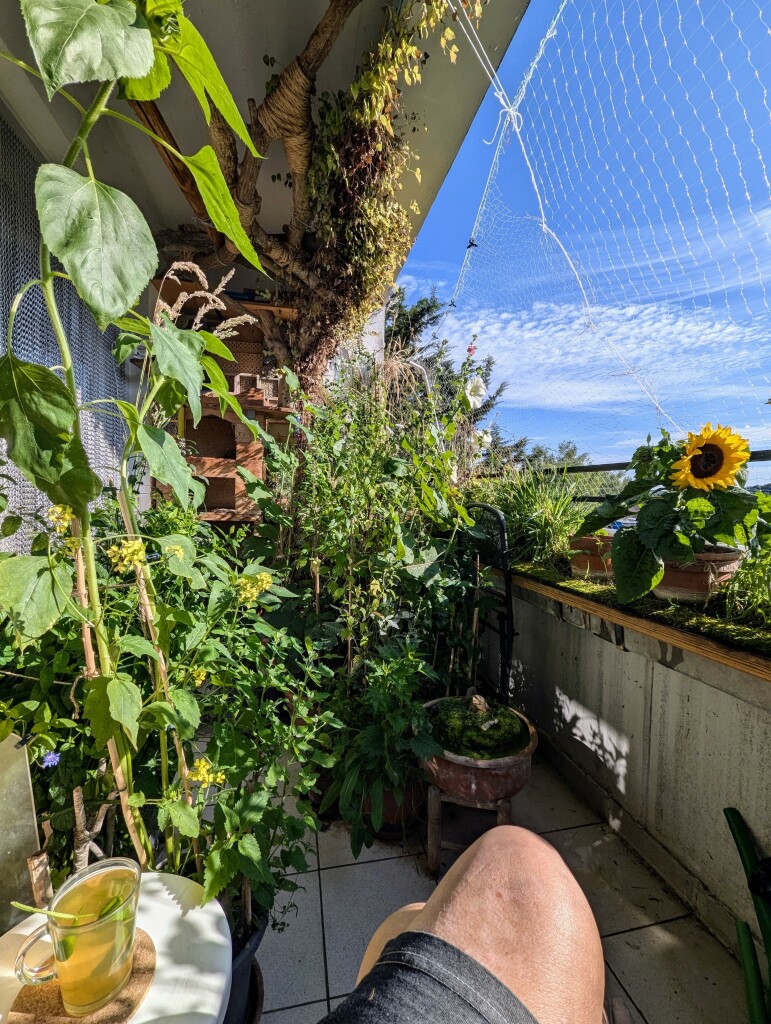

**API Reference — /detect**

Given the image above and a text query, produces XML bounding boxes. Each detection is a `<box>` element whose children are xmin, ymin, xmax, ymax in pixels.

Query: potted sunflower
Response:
<box><xmin>576</xmin><ymin>424</ymin><xmax>770</xmax><ymax>604</ymax></box>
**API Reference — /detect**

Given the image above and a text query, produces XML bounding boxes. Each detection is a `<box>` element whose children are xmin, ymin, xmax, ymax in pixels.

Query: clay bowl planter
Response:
<box><xmin>569</xmin><ymin>534</ymin><xmax>613</xmax><ymax>580</ymax></box>
<box><xmin>653</xmin><ymin>547</ymin><xmax>743</xmax><ymax>604</ymax></box>
<box><xmin>420</xmin><ymin>698</ymin><xmax>538</xmax><ymax>803</ymax></box>
<box><xmin>364</xmin><ymin>778</ymin><xmax>425</xmax><ymax>837</ymax></box>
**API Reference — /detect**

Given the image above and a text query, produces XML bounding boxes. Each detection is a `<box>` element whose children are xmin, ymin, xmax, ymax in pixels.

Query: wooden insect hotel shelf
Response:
<box><xmin>150</xmin><ymin>277</ymin><xmax>294</xmax><ymax>524</ymax></box>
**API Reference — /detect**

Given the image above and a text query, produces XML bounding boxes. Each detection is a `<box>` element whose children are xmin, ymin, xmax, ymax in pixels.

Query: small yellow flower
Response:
<box><xmin>106</xmin><ymin>539</ymin><xmax>147</xmax><ymax>573</ymax></box>
<box><xmin>61</xmin><ymin>538</ymin><xmax>81</xmax><ymax>558</ymax></box>
<box><xmin>47</xmin><ymin>505</ymin><xmax>73</xmax><ymax>536</ymax></box>
<box><xmin>192</xmin><ymin>668</ymin><xmax>207</xmax><ymax>688</ymax></box>
<box><xmin>670</xmin><ymin>423</ymin><xmax>749</xmax><ymax>492</ymax></box>
<box><xmin>164</xmin><ymin>544</ymin><xmax>185</xmax><ymax>560</ymax></box>
<box><xmin>237</xmin><ymin>571</ymin><xmax>273</xmax><ymax>603</ymax></box>
<box><xmin>188</xmin><ymin>757</ymin><xmax>226</xmax><ymax>787</ymax></box>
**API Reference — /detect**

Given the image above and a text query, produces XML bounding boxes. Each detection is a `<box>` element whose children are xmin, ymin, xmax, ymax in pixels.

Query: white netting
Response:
<box><xmin>446</xmin><ymin>0</ymin><xmax>771</xmax><ymax>481</ymax></box>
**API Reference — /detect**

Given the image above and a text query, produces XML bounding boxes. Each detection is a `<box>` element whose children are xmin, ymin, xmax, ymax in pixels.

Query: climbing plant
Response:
<box><xmin>153</xmin><ymin>0</ymin><xmax>488</xmax><ymax>385</ymax></box>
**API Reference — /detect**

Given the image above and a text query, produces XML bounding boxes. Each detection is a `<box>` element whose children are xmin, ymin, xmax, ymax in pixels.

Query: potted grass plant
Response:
<box><xmin>576</xmin><ymin>424</ymin><xmax>771</xmax><ymax>604</ymax></box>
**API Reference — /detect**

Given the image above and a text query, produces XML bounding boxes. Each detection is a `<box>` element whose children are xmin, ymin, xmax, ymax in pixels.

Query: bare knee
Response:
<box><xmin>410</xmin><ymin>825</ymin><xmax>604</xmax><ymax>1024</ymax></box>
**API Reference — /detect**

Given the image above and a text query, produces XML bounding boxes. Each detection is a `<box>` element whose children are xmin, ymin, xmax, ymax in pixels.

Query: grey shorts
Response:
<box><xmin>318</xmin><ymin>931</ymin><xmax>540</xmax><ymax>1024</ymax></box>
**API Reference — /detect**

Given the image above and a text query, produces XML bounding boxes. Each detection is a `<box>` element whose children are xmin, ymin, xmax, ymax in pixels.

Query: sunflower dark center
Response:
<box><xmin>691</xmin><ymin>443</ymin><xmax>724</xmax><ymax>479</ymax></box>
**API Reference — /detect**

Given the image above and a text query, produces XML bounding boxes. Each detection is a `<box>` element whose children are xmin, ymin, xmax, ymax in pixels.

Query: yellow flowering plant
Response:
<box><xmin>577</xmin><ymin>425</ymin><xmax>771</xmax><ymax>603</ymax></box>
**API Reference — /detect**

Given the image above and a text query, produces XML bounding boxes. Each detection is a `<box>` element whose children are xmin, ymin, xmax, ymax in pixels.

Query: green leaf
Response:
<box><xmin>201</xmin><ymin>332</ymin><xmax>235</xmax><ymax>361</ymax></box>
<box><xmin>339</xmin><ymin>764</ymin><xmax>360</xmax><ymax>812</ymax></box>
<box><xmin>36</xmin><ymin>165</ymin><xmax>157</xmax><ymax>330</ymax></box>
<box><xmin>136</xmin><ymin>424</ymin><xmax>196</xmax><ymax>508</ymax></box>
<box><xmin>0</xmin><ymin>352</ymin><xmax>74</xmax><ymax>494</ymax></box>
<box><xmin>200</xmin><ymin>355</ymin><xmax>231</xmax><ymax>399</ymax></box>
<box><xmin>20</xmin><ymin>0</ymin><xmax>154</xmax><ymax>98</ymax></box>
<box><xmin>237</xmin><ymin>834</ymin><xmax>273</xmax><ymax>885</ymax></box>
<box><xmin>127</xmin><ymin>792</ymin><xmax>146</xmax><ymax>808</ymax></box>
<box><xmin>83</xmin><ymin>679</ymin><xmax>114</xmax><ymax>747</ymax></box>
<box><xmin>635</xmin><ymin>495</ymin><xmax>680</xmax><ymax>550</ymax></box>
<box><xmin>369</xmin><ymin>777</ymin><xmax>384</xmax><ymax>833</ymax></box>
<box><xmin>0</xmin><ymin>556</ymin><xmax>73</xmax><ymax>642</ymax></box>
<box><xmin>168</xmin><ymin>799</ymin><xmax>200</xmax><ymax>838</ymax></box>
<box><xmin>157</xmin><ymin>533</ymin><xmax>200</xmax><ymax>583</ymax></box>
<box><xmin>119</xmin><ymin>47</ymin><xmax>171</xmax><ymax>101</ymax></box>
<box><xmin>106</xmin><ymin>673</ymin><xmax>142</xmax><ymax>747</ymax></box>
<box><xmin>150</xmin><ymin>320</ymin><xmax>205</xmax><ymax>425</ymax></box>
<box><xmin>161</xmin><ymin>16</ymin><xmax>256</xmax><ymax>155</ymax></box>
<box><xmin>611</xmin><ymin>530</ymin><xmax>664</xmax><ymax>604</ymax></box>
<box><xmin>202</xmin><ymin>841</ymin><xmax>240</xmax><ymax>902</ymax></box>
<box><xmin>49</xmin><ymin>436</ymin><xmax>102</xmax><ymax>515</ymax></box>
<box><xmin>181</xmin><ymin>147</ymin><xmax>262</xmax><ymax>270</ymax></box>
<box><xmin>1</xmin><ymin>515</ymin><xmax>22</xmax><ymax>538</ymax></box>
<box><xmin>234</xmin><ymin>791</ymin><xmax>270</xmax><ymax>828</ymax></box>
<box><xmin>168</xmin><ymin>688</ymin><xmax>201</xmax><ymax>736</ymax></box>
<box><xmin>207</xmin><ymin>580</ymin><xmax>232</xmax><ymax>621</ymax></box>
<box><xmin>118</xmin><ymin>634</ymin><xmax>161</xmax><ymax>662</ymax></box>
<box><xmin>113</xmin><ymin>333</ymin><xmax>143</xmax><ymax>363</ymax></box>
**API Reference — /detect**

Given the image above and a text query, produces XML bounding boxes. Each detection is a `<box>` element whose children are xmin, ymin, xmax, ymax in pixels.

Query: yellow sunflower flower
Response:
<box><xmin>670</xmin><ymin>423</ymin><xmax>749</xmax><ymax>492</ymax></box>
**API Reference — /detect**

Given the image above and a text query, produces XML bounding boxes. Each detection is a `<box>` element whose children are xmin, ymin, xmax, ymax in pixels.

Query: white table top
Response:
<box><xmin>0</xmin><ymin>872</ymin><xmax>233</xmax><ymax>1024</ymax></box>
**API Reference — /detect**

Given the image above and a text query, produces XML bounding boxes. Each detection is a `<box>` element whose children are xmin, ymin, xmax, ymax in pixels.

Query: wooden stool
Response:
<box><xmin>426</xmin><ymin>783</ymin><xmax>514</xmax><ymax>877</ymax></box>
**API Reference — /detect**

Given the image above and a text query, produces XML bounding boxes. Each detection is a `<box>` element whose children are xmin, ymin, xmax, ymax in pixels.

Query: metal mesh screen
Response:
<box><xmin>0</xmin><ymin>111</ymin><xmax>127</xmax><ymax>553</ymax></box>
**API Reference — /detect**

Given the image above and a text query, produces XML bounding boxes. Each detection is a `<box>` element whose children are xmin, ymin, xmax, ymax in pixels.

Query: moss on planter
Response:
<box><xmin>511</xmin><ymin>561</ymin><xmax>771</xmax><ymax>660</ymax></box>
<box><xmin>429</xmin><ymin>697</ymin><xmax>530</xmax><ymax>760</ymax></box>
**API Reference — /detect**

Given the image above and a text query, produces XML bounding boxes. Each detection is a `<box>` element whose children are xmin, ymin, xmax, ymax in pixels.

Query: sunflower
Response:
<box><xmin>670</xmin><ymin>423</ymin><xmax>749</xmax><ymax>491</ymax></box>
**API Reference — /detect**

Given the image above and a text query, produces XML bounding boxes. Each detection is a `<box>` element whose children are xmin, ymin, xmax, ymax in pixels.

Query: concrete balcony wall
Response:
<box><xmin>504</xmin><ymin>578</ymin><xmax>771</xmax><ymax>955</ymax></box>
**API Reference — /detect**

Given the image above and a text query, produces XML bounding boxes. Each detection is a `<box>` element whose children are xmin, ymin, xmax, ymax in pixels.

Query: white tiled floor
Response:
<box><xmin>260</xmin><ymin>761</ymin><xmax>745</xmax><ymax>1023</ymax></box>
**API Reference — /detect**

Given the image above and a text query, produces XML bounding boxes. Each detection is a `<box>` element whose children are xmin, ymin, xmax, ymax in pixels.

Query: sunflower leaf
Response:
<box><xmin>21</xmin><ymin>0</ymin><xmax>154</xmax><ymax>98</ymax></box>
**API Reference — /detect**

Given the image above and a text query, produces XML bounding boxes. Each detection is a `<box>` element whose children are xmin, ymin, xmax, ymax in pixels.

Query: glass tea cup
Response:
<box><xmin>15</xmin><ymin>858</ymin><xmax>141</xmax><ymax>1017</ymax></box>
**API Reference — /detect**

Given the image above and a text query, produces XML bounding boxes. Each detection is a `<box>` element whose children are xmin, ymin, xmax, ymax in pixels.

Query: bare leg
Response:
<box><xmin>356</xmin><ymin>903</ymin><xmax>425</xmax><ymax>984</ymax></box>
<box><xmin>357</xmin><ymin>826</ymin><xmax>604</xmax><ymax>1024</ymax></box>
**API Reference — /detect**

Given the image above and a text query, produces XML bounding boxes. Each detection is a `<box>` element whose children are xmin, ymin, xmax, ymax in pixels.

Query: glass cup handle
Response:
<box><xmin>14</xmin><ymin>924</ymin><xmax>57</xmax><ymax>985</ymax></box>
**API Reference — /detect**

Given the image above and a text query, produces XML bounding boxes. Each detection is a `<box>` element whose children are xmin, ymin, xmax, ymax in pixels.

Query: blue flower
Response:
<box><xmin>41</xmin><ymin>752</ymin><xmax>60</xmax><ymax>769</ymax></box>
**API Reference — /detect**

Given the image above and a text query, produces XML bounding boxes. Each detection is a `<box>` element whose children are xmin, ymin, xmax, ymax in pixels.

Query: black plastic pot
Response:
<box><xmin>223</xmin><ymin>916</ymin><xmax>268</xmax><ymax>1024</ymax></box>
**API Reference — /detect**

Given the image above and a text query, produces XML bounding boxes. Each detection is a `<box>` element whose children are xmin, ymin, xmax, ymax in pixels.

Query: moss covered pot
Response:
<box><xmin>421</xmin><ymin>696</ymin><xmax>538</xmax><ymax>803</ymax></box>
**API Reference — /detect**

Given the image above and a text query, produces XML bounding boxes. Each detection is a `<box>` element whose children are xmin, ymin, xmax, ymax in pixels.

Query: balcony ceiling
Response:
<box><xmin>0</xmin><ymin>0</ymin><xmax>529</xmax><ymax>273</ymax></box>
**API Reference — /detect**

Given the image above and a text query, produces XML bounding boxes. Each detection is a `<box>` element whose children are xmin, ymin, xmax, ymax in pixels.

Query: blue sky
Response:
<box><xmin>399</xmin><ymin>0</ymin><xmax>771</xmax><ymax>483</ymax></box>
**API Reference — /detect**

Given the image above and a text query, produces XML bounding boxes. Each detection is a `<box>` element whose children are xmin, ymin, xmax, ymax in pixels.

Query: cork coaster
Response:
<box><xmin>9</xmin><ymin>928</ymin><xmax>156</xmax><ymax>1024</ymax></box>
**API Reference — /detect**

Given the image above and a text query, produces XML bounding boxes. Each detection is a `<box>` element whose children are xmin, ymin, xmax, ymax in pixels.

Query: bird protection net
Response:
<box><xmin>0</xmin><ymin>110</ymin><xmax>127</xmax><ymax>553</ymax></box>
<box><xmin>447</xmin><ymin>0</ymin><xmax>771</xmax><ymax>483</ymax></box>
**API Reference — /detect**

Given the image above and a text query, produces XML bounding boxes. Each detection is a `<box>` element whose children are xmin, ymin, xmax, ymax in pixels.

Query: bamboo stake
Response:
<box><xmin>72</xmin><ymin>531</ymin><xmax>148</xmax><ymax>868</ymax></box>
<box><xmin>116</xmin><ymin>491</ymin><xmax>203</xmax><ymax>874</ymax></box>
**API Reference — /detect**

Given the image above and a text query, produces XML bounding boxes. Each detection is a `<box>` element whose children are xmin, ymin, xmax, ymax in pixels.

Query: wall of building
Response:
<box><xmin>504</xmin><ymin>578</ymin><xmax>771</xmax><ymax>955</ymax></box>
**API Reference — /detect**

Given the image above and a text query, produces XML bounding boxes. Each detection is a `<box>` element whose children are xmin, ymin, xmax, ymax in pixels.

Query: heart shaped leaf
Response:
<box><xmin>36</xmin><ymin>164</ymin><xmax>157</xmax><ymax>330</ymax></box>
<box><xmin>21</xmin><ymin>0</ymin><xmax>154</xmax><ymax>98</ymax></box>
<box><xmin>0</xmin><ymin>556</ymin><xmax>74</xmax><ymax>643</ymax></box>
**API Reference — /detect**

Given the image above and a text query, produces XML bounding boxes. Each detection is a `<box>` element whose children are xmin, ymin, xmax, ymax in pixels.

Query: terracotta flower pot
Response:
<box><xmin>569</xmin><ymin>534</ymin><xmax>613</xmax><ymax>580</ymax></box>
<box><xmin>364</xmin><ymin>778</ymin><xmax>425</xmax><ymax>837</ymax></box>
<box><xmin>653</xmin><ymin>547</ymin><xmax>743</xmax><ymax>603</ymax></box>
<box><xmin>420</xmin><ymin>698</ymin><xmax>538</xmax><ymax>803</ymax></box>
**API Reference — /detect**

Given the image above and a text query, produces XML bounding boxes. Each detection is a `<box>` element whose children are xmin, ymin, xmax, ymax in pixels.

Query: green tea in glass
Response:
<box><xmin>14</xmin><ymin>858</ymin><xmax>141</xmax><ymax>1017</ymax></box>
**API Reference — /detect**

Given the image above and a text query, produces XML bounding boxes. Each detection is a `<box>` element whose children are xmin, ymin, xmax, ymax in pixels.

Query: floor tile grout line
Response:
<box><xmin>604</xmin><ymin>958</ymin><xmax>650</xmax><ymax>1024</ymax></box>
<box><xmin>317</xmin><ymin>850</ymin><xmax>424</xmax><ymax>872</ymax></box>
<box><xmin>534</xmin><ymin>818</ymin><xmax>604</xmax><ymax>836</ymax></box>
<box><xmin>601</xmin><ymin>911</ymin><xmax>693</xmax><ymax>940</ymax></box>
<box><xmin>263</xmin><ymin>996</ymin><xmax>330</xmax><ymax>1016</ymax></box>
<box><xmin>316</xmin><ymin>831</ymin><xmax>333</xmax><ymax>1014</ymax></box>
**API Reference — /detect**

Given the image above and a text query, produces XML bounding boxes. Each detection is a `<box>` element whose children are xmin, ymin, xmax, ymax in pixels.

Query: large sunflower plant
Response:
<box><xmin>576</xmin><ymin>424</ymin><xmax>771</xmax><ymax>603</ymax></box>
